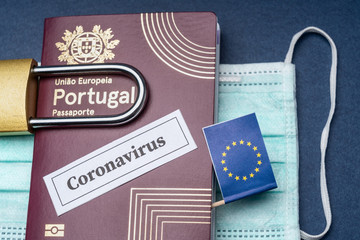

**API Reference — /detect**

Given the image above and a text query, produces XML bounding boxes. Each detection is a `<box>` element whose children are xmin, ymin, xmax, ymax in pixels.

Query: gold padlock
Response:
<box><xmin>0</xmin><ymin>59</ymin><xmax>37</xmax><ymax>135</ymax></box>
<box><xmin>0</xmin><ymin>59</ymin><xmax>147</xmax><ymax>135</ymax></box>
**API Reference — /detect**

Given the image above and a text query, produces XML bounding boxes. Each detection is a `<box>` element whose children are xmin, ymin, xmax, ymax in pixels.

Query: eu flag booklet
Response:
<box><xmin>203</xmin><ymin>113</ymin><xmax>277</xmax><ymax>204</ymax></box>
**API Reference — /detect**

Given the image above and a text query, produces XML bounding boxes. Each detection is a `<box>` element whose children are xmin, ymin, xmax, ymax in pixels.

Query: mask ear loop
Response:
<box><xmin>285</xmin><ymin>27</ymin><xmax>337</xmax><ymax>240</ymax></box>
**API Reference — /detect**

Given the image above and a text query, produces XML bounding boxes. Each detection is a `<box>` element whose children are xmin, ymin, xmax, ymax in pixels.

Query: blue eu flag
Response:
<box><xmin>203</xmin><ymin>113</ymin><xmax>277</xmax><ymax>204</ymax></box>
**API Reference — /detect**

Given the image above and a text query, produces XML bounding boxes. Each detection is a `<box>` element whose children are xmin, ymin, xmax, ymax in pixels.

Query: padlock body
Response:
<box><xmin>0</xmin><ymin>59</ymin><xmax>37</xmax><ymax>135</ymax></box>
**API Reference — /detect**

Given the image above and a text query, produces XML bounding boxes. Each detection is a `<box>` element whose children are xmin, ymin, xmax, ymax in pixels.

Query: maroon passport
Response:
<box><xmin>26</xmin><ymin>12</ymin><xmax>219</xmax><ymax>239</ymax></box>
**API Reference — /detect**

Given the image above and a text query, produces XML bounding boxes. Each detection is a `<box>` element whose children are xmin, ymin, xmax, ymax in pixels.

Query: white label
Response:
<box><xmin>44</xmin><ymin>110</ymin><xmax>197</xmax><ymax>215</ymax></box>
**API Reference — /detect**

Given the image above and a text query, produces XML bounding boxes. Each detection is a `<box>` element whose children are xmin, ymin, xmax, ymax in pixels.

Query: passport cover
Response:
<box><xmin>26</xmin><ymin>12</ymin><xmax>218</xmax><ymax>239</ymax></box>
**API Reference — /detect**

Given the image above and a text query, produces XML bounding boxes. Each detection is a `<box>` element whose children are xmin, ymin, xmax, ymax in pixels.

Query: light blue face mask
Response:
<box><xmin>0</xmin><ymin>135</ymin><xmax>34</xmax><ymax>239</ymax></box>
<box><xmin>214</xmin><ymin>27</ymin><xmax>336</xmax><ymax>240</ymax></box>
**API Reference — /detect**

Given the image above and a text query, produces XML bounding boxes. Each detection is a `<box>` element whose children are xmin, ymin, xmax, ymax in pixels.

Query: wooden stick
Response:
<box><xmin>211</xmin><ymin>200</ymin><xmax>225</xmax><ymax>208</ymax></box>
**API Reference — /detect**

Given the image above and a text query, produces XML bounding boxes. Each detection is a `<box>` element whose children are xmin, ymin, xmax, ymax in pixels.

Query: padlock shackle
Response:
<box><xmin>29</xmin><ymin>63</ymin><xmax>147</xmax><ymax>128</ymax></box>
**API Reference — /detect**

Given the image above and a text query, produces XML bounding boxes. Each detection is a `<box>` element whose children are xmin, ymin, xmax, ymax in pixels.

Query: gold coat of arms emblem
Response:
<box><xmin>56</xmin><ymin>25</ymin><xmax>120</xmax><ymax>64</ymax></box>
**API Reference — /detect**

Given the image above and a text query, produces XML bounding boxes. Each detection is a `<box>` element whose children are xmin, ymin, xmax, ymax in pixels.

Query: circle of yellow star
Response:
<box><xmin>221</xmin><ymin>139</ymin><xmax>264</xmax><ymax>183</ymax></box>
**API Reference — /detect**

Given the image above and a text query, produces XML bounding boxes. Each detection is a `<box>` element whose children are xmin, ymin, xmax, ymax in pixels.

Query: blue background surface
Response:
<box><xmin>0</xmin><ymin>0</ymin><xmax>358</xmax><ymax>239</ymax></box>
